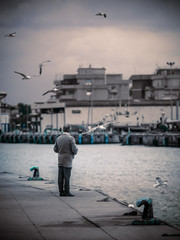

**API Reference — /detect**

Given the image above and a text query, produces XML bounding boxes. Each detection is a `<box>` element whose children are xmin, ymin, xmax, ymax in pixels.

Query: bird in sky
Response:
<box><xmin>42</xmin><ymin>86</ymin><xmax>60</xmax><ymax>96</ymax></box>
<box><xmin>96</xmin><ymin>12</ymin><xmax>107</xmax><ymax>18</ymax></box>
<box><xmin>14</xmin><ymin>71</ymin><xmax>31</xmax><ymax>80</ymax></box>
<box><xmin>82</xmin><ymin>122</ymin><xmax>111</xmax><ymax>135</ymax></box>
<box><xmin>4</xmin><ymin>32</ymin><xmax>16</xmax><ymax>37</ymax></box>
<box><xmin>153</xmin><ymin>177</ymin><xmax>168</xmax><ymax>188</ymax></box>
<box><xmin>39</xmin><ymin>60</ymin><xmax>51</xmax><ymax>75</ymax></box>
<box><xmin>14</xmin><ymin>71</ymin><xmax>40</xmax><ymax>80</ymax></box>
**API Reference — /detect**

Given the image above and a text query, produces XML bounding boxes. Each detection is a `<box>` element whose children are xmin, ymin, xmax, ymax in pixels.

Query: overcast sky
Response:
<box><xmin>0</xmin><ymin>0</ymin><xmax>180</xmax><ymax>105</ymax></box>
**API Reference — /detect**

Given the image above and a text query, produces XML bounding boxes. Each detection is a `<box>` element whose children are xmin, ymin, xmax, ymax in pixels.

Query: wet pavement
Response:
<box><xmin>0</xmin><ymin>172</ymin><xmax>179</xmax><ymax>240</ymax></box>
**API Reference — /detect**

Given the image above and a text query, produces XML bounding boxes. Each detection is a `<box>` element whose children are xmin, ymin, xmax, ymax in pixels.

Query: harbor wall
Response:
<box><xmin>0</xmin><ymin>132</ymin><xmax>120</xmax><ymax>145</ymax></box>
<box><xmin>0</xmin><ymin>132</ymin><xmax>180</xmax><ymax>147</ymax></box>
<box><xmin>123</xmin><ymin>132</ymin><xmax>180</xmax><ymax>147</ymax></box>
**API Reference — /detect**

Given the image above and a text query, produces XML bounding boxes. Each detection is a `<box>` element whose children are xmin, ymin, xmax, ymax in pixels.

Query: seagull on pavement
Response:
<box><xmin>42</xmin><ymin>86</ymin><xmax>60</xmax><ymax>96</ymax></box>
<box><xmin>128</xmin><ymin>204</ymin><xmax>135</xmax><ymax>208</ymax></box>
<box><xmin>39</xmin><ymin>60</ymin><xmax>51</xmax><ymax>75</ymax></box>
<box><xmin>97</xmin><ymin>197</ymin><xmax>110</xmax><ymax>202</ymax></box>
<box><xmin>4</xmin><ymin>32</ymin><xmax>16</xmax><ymax>37</ymax></box>
<box><xmin>96</xmin><ymin>12</ymin><xmax>107</xmax><ymax>18</ymax></box>
<box><xmin>154</xmin><ymin>177</ymin><xmax>168</xmax><ymax>188</ymax></box>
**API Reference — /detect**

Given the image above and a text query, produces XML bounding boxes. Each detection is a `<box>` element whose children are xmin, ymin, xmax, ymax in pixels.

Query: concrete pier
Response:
<box><xmin>0</xmin><ymin>172</ymin><xmax>179</xmax><ymax>240</ymax></box>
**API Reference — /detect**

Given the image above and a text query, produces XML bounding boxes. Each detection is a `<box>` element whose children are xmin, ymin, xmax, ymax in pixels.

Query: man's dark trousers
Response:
<box><xmin>58</xmin><ymin>166</ymin><xmax>72</xmax><ymax>195</ymax></box>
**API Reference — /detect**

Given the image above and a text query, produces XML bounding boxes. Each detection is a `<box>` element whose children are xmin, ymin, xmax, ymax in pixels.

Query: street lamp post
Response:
<box><xmin>119</xmin><ymin>84</ymin><xmax>122</xmax><ymax>109</ymax></box>
<box><xmin>0</xmin><ymin>92</ymin><xmax>7</xmax><ymax>133</ymax></box>
<box><xmin>170</xmin><ymin>88</ymin><xmax>173</xmax><ymax>120</ymax></box>
<box><xmin>166</xmin><ymin>62</ymin><xmax>175</xmax><ymax>67</ymax></box>
<box><xmin>26</xmin><ymin>105</ymin><xmax>29</xmax><ymax>132</ymax></box>
<box><xmin>166</xmin><ymin>62</ymin><xmax>175</xmax><ymax>120</ymax></box>
<box><xmin>86</xmin><ymin>90</ymin><xmax>91</xmax><ymax>125</ymax></box>
<box><xmin>86</xmin><ymin>80</ymin><xmax>93</xmax><ymax>126</ymax></box>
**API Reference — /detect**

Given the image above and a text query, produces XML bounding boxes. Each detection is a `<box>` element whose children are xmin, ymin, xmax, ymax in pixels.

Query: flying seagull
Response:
<box><xmin>153</xmin><ymin>177</ymin><xmax>168</xmax><ymax>188</ymax></box>
<box><xmin>96</xmin><ymin>12</ymin><xmax>107</xmax><ymax>18</ymax></box>
<box><xmin>42</xmin><ymin>86</ymin><xmax>59</xmax><ymax>96</ymax></box>
<box><xmin>4</xmin><ymin>32</ymin><xmax>16</xmax><ymax>37</ymax></box>
<box><xmin>14</xmin><ymin>71</ymin><xmax>31</xmax><ymax>80</ymax></box>
<box><xmin>39</xmin><ymin>60</ymin><xmax>51</xmax><ymax>75</ymax></box>
<box><xmin>14</xmin><ymin>71</ymin><xmax>39</xmax><ymax>80</ymax></box>
<box><xmin>82</xmin><ymin>122</ymin><xmax>111</xmax><ymax>135</ymax></box>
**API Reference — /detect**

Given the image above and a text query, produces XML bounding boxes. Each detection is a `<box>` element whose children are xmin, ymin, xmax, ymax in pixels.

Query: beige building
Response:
<box><xmin>30</xmin><ymin>66</ymin><xmax>131</xmax><ymax>131</ymax></box>
<box><xmin>31</xmin><ymin>100</ymin><xmax>179</xmax><ymax>132</ymax></box>
<box><xmin>31</xmin><ymin>66</ymin><xmax>180</xmax><ymax>132</ymax></box>
<box><xmin>53</xmin><ymin>66</ymin><xmax>129</xmax><ymax>107</ymax></box>
<box><xmin>130</xmin><ymin>67</ymin><xmax>180</xmax><ymax>101</ymax></box>
<box><xmin>145</xmin><ymin>68</ymin><xmax>180</xmax><ymax>100</ymax></box>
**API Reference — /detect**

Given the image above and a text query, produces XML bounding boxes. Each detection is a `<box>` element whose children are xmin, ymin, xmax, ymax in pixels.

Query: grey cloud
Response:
<box><xmin>1</xmin><ymin>0</ymin><xmax>180</xmax><ymax>30</ymax></box>
<box><xmin>1</xmin><ymin>0</ymin><xmax>180</xmax><ymax>104</ymax></box>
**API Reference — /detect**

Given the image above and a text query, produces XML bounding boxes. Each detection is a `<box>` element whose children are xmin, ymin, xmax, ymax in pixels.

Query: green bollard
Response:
<box><xmin>28</xmin><ymin>166</ymin><xmax>43</xmax><ymax>181</ymax></box>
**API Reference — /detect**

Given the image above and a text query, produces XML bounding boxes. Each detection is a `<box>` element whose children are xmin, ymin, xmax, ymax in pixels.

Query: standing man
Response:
<box><xmin>54</xmin><ymin>125</ymin><xmax>78</xmax><ymax>197</ymax></box>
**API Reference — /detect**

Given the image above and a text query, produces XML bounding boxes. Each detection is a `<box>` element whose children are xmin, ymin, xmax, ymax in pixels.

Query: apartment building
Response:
<box><xmin>146</xmin><ymin>68</ymin><xmax>180</xmax><ymax>100</ymax></box>
<box><xmin>130</xmin><ymin>67</ymin><xmax>180</xmax><ymax>101</ymax></box>
<box><xmin>31</xmin><ymin>66</ymin><xmax>180</xmax><ymax>131</ymax></box>
<box><xmin>53</xmin><ymin>66</ymin><xmax>129</xmax><ymax>106</ymax></box>
<box><xmin>31</xmin><ymin>66</ymin><xmax>129</xmax><ymax>131</ymax></box>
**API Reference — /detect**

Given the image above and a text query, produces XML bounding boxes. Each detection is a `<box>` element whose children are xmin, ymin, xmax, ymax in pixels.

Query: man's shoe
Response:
<box><xmin>65</xmin><ymin>193</ymin><xmax>74</xmax><ymax>197</ymax></box>
<box><xmin>59</xmin><ymin>192</ymin><xmax>66</xmax><ymax>196</ymax></box>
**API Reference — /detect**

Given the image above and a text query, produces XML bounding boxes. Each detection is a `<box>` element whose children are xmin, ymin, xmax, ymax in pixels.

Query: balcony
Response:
<box><xmin>59</xmin><ymin>85</ymin><xmax>78</xmax><ymax>89</ymax></box>
<box><xmin>60</xmin><ymin>94</ymin><xmax>75</xmax><ymax>100</ymax></box>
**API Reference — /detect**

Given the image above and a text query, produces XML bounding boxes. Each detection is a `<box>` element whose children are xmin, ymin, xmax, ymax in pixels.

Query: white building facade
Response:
<box><xmin>31</xmin><ymin>66</ymin><xmax>180</xmax><ymax>132</ymax></box>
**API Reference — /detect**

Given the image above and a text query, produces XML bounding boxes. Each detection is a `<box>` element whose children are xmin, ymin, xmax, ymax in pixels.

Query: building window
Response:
<box><xmin>72</xmin><ymin>110</ymin><xmax>81</xmax><ymax>114</ymax></box>
<box><xmin>67</xmin><ymin>90</ymin><xmax>74</xmax><ymax>94</ymax></box>
<box><xmin>109</xmin><ymin>85</ymin><xmax>117</xmax><ymax>94</ymax></box>
<box><xmin>85</xmin><ymin>80</ymin><xmax>92</xmax><ymax>85</ymax></box>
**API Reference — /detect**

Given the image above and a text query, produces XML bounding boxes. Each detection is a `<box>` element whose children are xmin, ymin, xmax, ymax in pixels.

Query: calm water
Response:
<box><xmin>0</xmin><ymin>143</ymin><xmax>179</xmax><ymax>228</ymax></box>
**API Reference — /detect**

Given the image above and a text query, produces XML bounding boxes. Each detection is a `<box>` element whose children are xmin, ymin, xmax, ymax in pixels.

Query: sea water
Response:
<box><xmin>0</xmin><ymin>143</ymin><xmax>179</xmax><ymax>228</ymax></box>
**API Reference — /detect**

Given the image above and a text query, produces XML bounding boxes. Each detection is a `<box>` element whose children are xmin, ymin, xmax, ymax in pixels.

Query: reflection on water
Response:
<box><xmin>0</xmin><ymin>143</ymin><xmax>179</xmax><ymax>228</ymax></box>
